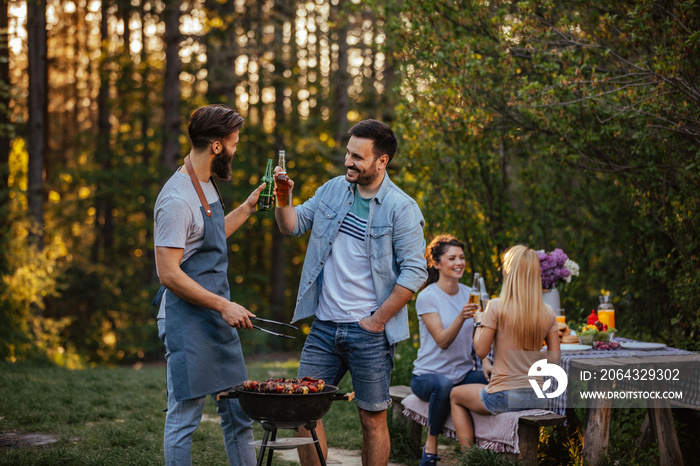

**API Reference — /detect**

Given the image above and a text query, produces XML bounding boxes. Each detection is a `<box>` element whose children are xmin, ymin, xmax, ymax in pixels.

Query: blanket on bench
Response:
<box><xmin>401</xmin><ymin>394</ymin><xmax>553</xmax><ymax>454</ymax></box>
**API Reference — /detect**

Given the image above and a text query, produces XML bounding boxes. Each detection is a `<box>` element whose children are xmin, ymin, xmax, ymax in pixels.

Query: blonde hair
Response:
<box><xmin>498</xmin><ymin>245</ymin><xmax>550</xmax><ymax>351</ymax></box>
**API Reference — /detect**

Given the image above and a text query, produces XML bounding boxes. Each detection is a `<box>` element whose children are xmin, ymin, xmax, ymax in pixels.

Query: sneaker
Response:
<box><xmin>419</xmin><ymin>447</ymin><xmax>441</xmax><ymax>466</ymax></box>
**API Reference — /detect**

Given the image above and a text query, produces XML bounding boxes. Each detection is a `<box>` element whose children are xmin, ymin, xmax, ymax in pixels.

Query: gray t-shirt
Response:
<box><xmin>412</xmin><ymin>282</ymin><xmax>475</xmax><ymax>384</ymax></box>
<box><xmin>153</xmin><ymin>169</ymin><xmax>221</xmax><ymax>318</ymax></box>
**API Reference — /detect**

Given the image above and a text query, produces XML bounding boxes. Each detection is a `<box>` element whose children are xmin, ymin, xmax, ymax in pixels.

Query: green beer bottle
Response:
<box><xmin>257</xmin><ymin>159</ymin><xmax>274</xmax><ymax>212</ymax></box>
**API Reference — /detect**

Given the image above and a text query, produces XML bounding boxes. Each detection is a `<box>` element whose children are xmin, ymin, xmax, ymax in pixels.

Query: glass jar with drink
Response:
<box><xmin>597</xmin><ymin>294</ymin><xmax>615</xmax><ymax>329</ymax></box>
<box><xmin>469</xmin><ymin>273</ymin><xmax>482</xmax><ymax>310</ymax></box>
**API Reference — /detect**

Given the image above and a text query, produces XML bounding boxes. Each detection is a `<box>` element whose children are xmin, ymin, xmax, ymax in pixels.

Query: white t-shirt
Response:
<box><xmin>153</xmin><ymin>170</ymin><xmax>221</xmax><ymax>319</ymax></box>
<box><xmin>412</xmin><ymin>283</ymin><xmax>475</xmax><ymax>384</ymax></box>
<box><xmin>316</xmin><ymin>191</ymin><xmax>378</xmax><ymax>322</ymax></box>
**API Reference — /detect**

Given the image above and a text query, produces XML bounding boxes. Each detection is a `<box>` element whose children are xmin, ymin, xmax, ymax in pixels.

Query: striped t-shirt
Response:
<box><xmin>316</xmin><ymin>188</ymin><xmax>378</xmax><ymax>322</ymax></box>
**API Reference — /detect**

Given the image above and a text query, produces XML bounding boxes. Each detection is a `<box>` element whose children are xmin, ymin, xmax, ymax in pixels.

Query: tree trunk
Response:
<box><xmin>270</xmin><ymin>0</ymin><xmax>290</xmax><ymax>321</ymax></box>
<box><xmin>204</xmin><ymin>0</ymin><xmax>237</xmax><ymax>103</ymax></box>
<box><xmin>27</xmin><ymin>0</ymin><xmax>48</xmax><ymax>250</ymax></box>
<box><xmin>378</xmin><ymin>4</ymin><xmax>397</xmax><ymax>123</ymax></box>
<box><xmin>95</xmin><ymin>0</ymin><xmax>114</xmax><ymax>259</ymax></box>
<box><xmin>139</xmin><ymin>0</ymin><xmax>151</xmax><ymax>167</ymax></box>
<box><xmin>331</xmin><ymin>4</ymin><xmax>350</xmax><ymax>158</ymax></box>
<box><xmin>0</xmin><ymin>1</ymin><xmax>10</xmax><ymax>176</ymax></box>
<box><xmin>140</xmin><ymin>0</ymin><xmax>157</xmax><ymax>284</ymax></box>
<box><xmin>0</xmin><ymin>1</ymin><xmax>11</xmax><ymax>244</ymax></box>
<box><xmin>161</xmin><ymin>0</ymin><xmax>182</xmax><ymax>171</ymax></box>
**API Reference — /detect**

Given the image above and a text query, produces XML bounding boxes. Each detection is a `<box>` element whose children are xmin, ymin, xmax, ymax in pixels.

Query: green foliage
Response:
<box><xmin>455</xmin><ymin>446</ymin><xmax>522</xmax><ymax>466</ymax></box>
<box><xmin>4</xmin><ymin>0</ymin><xmax>698</xmax><ymax>384</ymax></box>
<box><xmin>391</xmin><ymin>303</ymin><xmax>420</xmax><ymax>386</ymax></box>
<box><xmin>0</xmin><ymin>140</ymin><xmax>71</xmax><ymax>365</ymax></box>
<box><xmin>537</xmin><ymin>424</ymin><xmax>583</xmax><ymax>466</ymax></box>
<box><xmin>387</xmin><ymin>414</ymin><xmax>421</xmax><ymax>464</ymax></box>
<box><xmin>606</xmin><ymin>409</ymin><xmax>659</xmax><ymax>465</ymax></box>
<box><xmin>374</xmin><ymin>0</ymin><xmax>700</xmax><ymax>350</ymax></box>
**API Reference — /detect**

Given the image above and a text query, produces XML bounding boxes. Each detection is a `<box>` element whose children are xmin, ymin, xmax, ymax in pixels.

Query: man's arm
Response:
<box><xmin>274</xmin><ymin>203</ymin><xmax>297</xmax><ymax>234</ymax></box>
<box><xmin>360</xmin><ymin>200</ymin><xmax>427</xmax><ymax>332</ymax></box>
<box><xmin>224</xmin><ymin>183</ymin><xmax>266</xmax><ymax>238</ymax></box>
<box><xmin>156</xmin><ymin>246</ymin><xmax>254</xmax><ymax>328</ymax></box>
<box><xmin>359</xmin><ymin>284</ymin><xmax>414</xmax><ymax>333</ymax></box>
<box><xmin>392</xmin><ymin>202</ymin><xmax>429</xmax><ymax>293</ymax></box>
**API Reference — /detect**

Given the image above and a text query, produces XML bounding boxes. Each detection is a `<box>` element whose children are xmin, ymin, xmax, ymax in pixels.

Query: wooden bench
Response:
<box><xmin>389</xmin><ymin>385</ymin><xmax>566</xmax><ymax>465</ymax></box>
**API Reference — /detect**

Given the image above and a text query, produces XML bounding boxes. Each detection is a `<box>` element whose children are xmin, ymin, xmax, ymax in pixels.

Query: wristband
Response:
<box><xmin>474</xmin><ymin>322</ymin><xmax>482</xmax><ymax>329</ymax></box>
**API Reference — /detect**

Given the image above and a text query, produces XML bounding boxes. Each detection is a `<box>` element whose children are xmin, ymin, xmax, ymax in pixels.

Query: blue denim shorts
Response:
<box><xmin>297</xmin><ymin>320</ymin><xmax>395</xmax><ymax>412</ymax></box>
<box><xmin>479</xmin><ymin>387</ymin><xmax>547</xmax><ymax>414</ymax></box>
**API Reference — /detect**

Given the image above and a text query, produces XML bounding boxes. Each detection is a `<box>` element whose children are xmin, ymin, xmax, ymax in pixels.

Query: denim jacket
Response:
<box><xmin>290</xmin><ymin>174</ymin><xmax>428</xmax><ymax>345</ymax></box>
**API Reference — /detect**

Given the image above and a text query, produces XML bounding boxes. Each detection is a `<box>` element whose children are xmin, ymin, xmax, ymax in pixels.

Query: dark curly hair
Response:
<box><xmin>423</xmin><ymin>234</ymin><xmax>465</xmax><ymax>288</ymax></box>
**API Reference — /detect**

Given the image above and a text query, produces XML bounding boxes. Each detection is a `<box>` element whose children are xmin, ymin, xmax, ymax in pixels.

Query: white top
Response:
<box><xmin>412</xmin><ymin>282</ymin><xmax>475</xmax><ymax>384</ymax></box>
<box><xmin>316</xmin><ymin>194</ymin><xmax>378</xmax><ymax>322</ymax></box>
<box><xmin>153</xmin><ymin>170</ymin><xmax>221</xmax><ymax>319</ymax></box>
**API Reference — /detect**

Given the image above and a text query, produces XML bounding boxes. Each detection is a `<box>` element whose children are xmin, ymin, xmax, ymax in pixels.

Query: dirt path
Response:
<box><xmin>0</xmin><ymin>431</ymin><xmax>58</xmax><ymax>449</ymax></box>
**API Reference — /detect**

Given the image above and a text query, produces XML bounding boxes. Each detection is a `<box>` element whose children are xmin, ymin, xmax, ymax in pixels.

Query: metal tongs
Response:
<box><xmin>250</xmin><ymin>317</ymin><xmax>298</xmax><ymax>339</ymax></box>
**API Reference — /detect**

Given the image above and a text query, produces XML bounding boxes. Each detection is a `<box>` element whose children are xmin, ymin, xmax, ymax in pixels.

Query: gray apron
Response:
<box><xmin>153</xmin><ymin>160</ymin><xmax>247</xmax><ymax>401</ymax></box>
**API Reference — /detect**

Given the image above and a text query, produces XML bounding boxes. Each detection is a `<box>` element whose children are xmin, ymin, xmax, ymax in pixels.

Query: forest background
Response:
<box><xmin>1</xmin><ymin>0</ymin><xmax>698</xmax><ymax>369</ymax></box>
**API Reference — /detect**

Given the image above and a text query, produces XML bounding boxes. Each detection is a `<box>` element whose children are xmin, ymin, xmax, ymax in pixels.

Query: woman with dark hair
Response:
<box><xmin>449</xmin><ymin>245</ymin><xmax>560</xmax><ymax>450</ymax></box>
<box><xmin>411</xmin><ymin>234</ymin><xmax>491</xmax><ymax>465</ymax></box>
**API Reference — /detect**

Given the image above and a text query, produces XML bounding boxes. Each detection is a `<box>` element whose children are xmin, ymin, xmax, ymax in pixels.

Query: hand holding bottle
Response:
<box><xmin>469</xmin><ymin>272</ymin><xmax>482</xmax><ymax>312</ymax></box>
<box><xmin>247</xmin><ymin>182</ymin><xmax>268</xmax><ymax>214</ymax></box>
<box><xmin>257</xmin><ymin>159</ymin><xmax>275</xmax><ymax>212</ymax></box>
<box><xmin>460</xmin><ymin>302</ymin><xmax>479</xmax><ymax>320</ymax></box>
<box><xmin>274</xmin><ymin>150</ymin><xmax>294</xmax><ymax>208</ymax></box>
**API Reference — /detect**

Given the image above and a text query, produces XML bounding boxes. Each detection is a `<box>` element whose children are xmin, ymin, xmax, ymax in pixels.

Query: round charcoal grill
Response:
<box><xmin>218</xmin><ymin>384</ymin><xmax>353</xmax><ymax>466</ymax></box>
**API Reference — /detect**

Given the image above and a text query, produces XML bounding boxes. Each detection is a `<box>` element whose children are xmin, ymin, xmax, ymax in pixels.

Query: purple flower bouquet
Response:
<box><xmin>537</xmin><ymin>248</ymin><xmax>579</xmax><ymax>290</ymax></box>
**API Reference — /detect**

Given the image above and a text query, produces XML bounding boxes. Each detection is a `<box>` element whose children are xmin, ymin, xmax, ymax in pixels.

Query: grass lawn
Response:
<box><xmin>9</xmin><ymin>356</ymin><xmax>693</xmax><ymax>466</ymax></box>
<box><xmin>0</xmin><ymin>355</ymin><xmax>363</xmax><ymax>465</ymax></box>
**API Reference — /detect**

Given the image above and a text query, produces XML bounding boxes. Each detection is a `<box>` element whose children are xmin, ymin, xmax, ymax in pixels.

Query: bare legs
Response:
<box><xmin>423</xmin><ymin>432</ymin><xmax>439</xmax><ymax>455</ymax></box>
<box><xmin>450</xmin><ymin>383</ymin><xmax>489</xmax><ymax>450</ymax></box>
<box><xmin>294</xmin><ymin>409</ymin><xmax>389</xmax><ymax>466</ymax></box>
<box><xmin>294</xmin><ymin>419</ymin><xmax>328</xmax><ymax>466</ymax></box>
<box><xmin>359</xmin><ymin>408</ymin><xmax>390</xmax><ymax>466</ymax></box>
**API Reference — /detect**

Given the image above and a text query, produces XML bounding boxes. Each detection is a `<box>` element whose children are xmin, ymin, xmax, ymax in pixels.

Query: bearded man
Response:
<box><xmin>274</xmin><ymin>119</ymin><xmax>428</xmax><ymax>465</ymax></box>
<box><xmin>152</xmin><ymin>104</ymin><xmax>264</xmax><ymax>465</ymax></box>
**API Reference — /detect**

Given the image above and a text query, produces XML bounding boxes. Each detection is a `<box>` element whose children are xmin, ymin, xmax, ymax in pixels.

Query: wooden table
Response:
<box><xmin>567</xmin><ymin>352</ymin><xmax>700</xmax><ymax>466</ymax></box>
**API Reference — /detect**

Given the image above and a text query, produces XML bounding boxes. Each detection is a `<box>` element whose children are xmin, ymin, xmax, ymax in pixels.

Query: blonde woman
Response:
<box><xmin>449</xmin><ymin>245</ymin><xmax>560</xmax><ymax>449</ymax></box>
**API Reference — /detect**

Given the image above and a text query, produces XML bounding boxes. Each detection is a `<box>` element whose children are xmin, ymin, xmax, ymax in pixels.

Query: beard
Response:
<box><xmin>346</xmin><ymin>166</ymin><xmax>380</xmax><ymax>186</ymax></box>
<box><xmin>211</xmin><ymin>151</ymin><xmax>233</xmax><ymax>180</ymax></box>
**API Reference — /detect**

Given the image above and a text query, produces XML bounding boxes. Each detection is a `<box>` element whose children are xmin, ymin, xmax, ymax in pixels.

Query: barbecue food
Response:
<box><xmin>241</xmin><ymin>377</ymin><xmax>326</xmax><ymax>394</ymax></box>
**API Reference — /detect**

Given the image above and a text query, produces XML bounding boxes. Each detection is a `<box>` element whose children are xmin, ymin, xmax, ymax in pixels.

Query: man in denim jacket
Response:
<box><xmin>275</xmin><ymin>119</ymin><xmax>428</xmax><ymax>465</ymax></box>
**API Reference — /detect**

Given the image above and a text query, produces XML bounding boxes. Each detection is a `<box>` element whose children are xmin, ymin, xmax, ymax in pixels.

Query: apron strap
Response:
<box><xmin>184</xmin><ymin>155</ymin><xmax>213</xmax><ymax>217</ymax></box>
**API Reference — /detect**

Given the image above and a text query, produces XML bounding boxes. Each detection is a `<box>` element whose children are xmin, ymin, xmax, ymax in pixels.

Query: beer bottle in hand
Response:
<box><xmin>469</xmin><ymin>273</ymin><xmax>481</xmax><ymax>309</ymax></box>
<box><xmin>479</xmin><ymin>276</ymin><xmax>489</xmax><ymax>312</ymax></box>
<box><xmin>275</xmin><ymin>150</ymin><xmax>292</xmax><ymax>208</ymax></box>
<box><xmin>257</xmin><ymin>159</ymin><xmax>274</xmax><ymax>212</ymax></box>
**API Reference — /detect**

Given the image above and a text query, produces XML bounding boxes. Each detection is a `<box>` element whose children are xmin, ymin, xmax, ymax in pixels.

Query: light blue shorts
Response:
<box><xmin>297</xmin><ymin>320</ymin><xmax>395</xmax><ymax>412</ymax></box>
<box><xmin>479</xmin><ymin>387</ymin><xmax>547</xmax><ymax>414</ymax></box>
